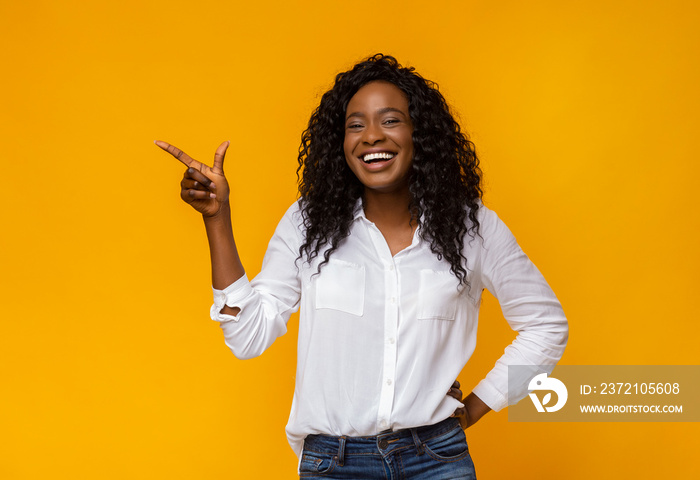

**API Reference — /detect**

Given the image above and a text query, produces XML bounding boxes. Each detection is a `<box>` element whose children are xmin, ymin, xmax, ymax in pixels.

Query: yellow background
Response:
<box><xmin>1</xmin><ymin>0</ymin><xmax>698</xmax><ymax>478</ymax></box>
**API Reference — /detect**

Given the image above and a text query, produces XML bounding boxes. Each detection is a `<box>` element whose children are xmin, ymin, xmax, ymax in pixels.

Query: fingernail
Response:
<box><xmin>210</xmin><ymin>182</ymin><xmax>216</xmax><ymax>189</ymax></box>
<box><xmin>210</xmin><ymin>193</ymin><xmax>216</xmax><ymax>198</ymax></box>
<box><xmin>193</xmin><ymin>181</ymin><xmax>198</xmax><ymax>187</ymax></box>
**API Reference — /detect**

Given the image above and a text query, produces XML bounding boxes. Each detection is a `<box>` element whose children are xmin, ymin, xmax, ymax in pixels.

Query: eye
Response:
<box><xmin>383</xmin><ymin>118</ymin><xmax>399</xmax><ymax>125</ymax></box>
<box><xmin>346</xmin><ymin>123</ymin><xmax>363</xmax><ymax>130</ymax></box>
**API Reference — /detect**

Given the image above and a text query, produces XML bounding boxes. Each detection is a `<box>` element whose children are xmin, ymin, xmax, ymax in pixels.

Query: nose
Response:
<box><xmin>362</xmin><ymin>121</ymin><xmax>385</xmax><ymax>145</ymax></box>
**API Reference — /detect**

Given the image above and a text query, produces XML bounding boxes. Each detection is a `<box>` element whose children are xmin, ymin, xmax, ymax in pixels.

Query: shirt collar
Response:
<box><xmin>352</xmin><ymin>198</ymin><xmax>366</xmax><ymax>221</ymax></box>
<box><xmin>352</xmin><ymin>198</ymin><xmax>423</xmax><ymax>247</ymax></box>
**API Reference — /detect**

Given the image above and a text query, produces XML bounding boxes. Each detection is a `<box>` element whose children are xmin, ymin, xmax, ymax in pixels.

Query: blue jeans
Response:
<box><xmin>299</xmin><ymin>417</ymin><xmax>476</xmax><ymax>479</ymax></box>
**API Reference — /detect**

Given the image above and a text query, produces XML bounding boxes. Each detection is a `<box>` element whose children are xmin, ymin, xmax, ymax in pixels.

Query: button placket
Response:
<box><xmin>379</xmin><ymin>257</ymin><xmax>400</xmax><ymax>430</ymax></box>
<box><xmin>365</xmin><ymin>222</ymin><xmax>400</xmax><ymax>432</ymax></box>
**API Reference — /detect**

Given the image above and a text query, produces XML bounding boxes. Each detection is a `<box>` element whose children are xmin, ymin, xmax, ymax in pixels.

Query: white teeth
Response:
<box><xmin>362</xmin><ymin>152</ymin><xmax>395</xmax><ymax>163</ymax></box>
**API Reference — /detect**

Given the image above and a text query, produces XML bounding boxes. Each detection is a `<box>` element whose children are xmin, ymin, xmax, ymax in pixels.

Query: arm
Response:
<box><xmin>203</xmin><ymin>204</ymin><xmax>244</xmax><ymax>316</ymax></box>
<box><xmin>156</xmin><ymin>140</ymin><xmax>301</xmax><ymax>359</ymax></box>
<box><xmin>214</xmin><ymin>205</ymin><xmax>302</xmax><ymax>359</ymax></box>
<box><xmin>156</xmin><ymin>140</ymin><xmax>245</xmax><ymax>298</ymax></box>
<box><xmin>471</xmin><ymin>207</ymin><xmax>569</xmax><ymax>412</ymax></box>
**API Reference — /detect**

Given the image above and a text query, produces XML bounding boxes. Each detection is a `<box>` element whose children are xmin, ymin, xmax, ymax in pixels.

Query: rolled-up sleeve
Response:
<box><xmin>209</xmin><ymin>203</ymin><xmax>303</xmax><ymax>360</ymax></box>
<box><xmin>471</xmin><ymin>207</ymin><xmax>569</xmax><ymax>411</ymax></box>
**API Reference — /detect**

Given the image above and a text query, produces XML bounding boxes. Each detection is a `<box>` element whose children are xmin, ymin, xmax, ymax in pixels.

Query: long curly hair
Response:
<box><xmin>297</xmin><ymin>54</ymin><xmax>482</xmax><ymax>285</ymax></box>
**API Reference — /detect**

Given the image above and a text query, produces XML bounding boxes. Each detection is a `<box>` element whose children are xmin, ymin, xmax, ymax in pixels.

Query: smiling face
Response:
<box><xmin>343</xmin><ymin>81</ymin><xmax>414</xmax><ymax>195</ymax></box>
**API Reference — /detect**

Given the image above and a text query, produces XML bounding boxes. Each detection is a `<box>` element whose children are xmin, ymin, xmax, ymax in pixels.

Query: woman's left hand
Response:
<box><xmin>448</xmin><ymin>381</ymin><xmax>469</xmax><ymax>429</ymax></box>
<box><xmin>447</xmin><ymin>381</ymin><xmax>492</xmax><ymax>429</ymax></box>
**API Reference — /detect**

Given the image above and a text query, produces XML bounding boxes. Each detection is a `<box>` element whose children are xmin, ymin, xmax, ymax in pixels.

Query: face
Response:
<box><xmin>343</xmin><ymin>81</ymin><xmax>414</xmax><ymax>194</ymax></box>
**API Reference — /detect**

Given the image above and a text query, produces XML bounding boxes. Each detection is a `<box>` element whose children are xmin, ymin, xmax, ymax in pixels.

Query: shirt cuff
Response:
<box><xmin>210</xmin><ymin>274</ymin><xmax>253</xmax><ymax>323</ymax></box>
<box><xmin>472</xmin><ymin>379</ymin><xmax>508</xmax><ymax>412</ymax></box>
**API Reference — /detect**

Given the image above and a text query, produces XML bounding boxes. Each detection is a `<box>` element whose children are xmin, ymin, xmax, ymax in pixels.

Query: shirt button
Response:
<box><xmin>390</xmin><ymin>297</ymin><xmax>396</xmax><ymax>304</ymax></box>
<box><xmin>389</xmin><ymin>337</ymin><xmax>395</xmax><ymax>344</ymax></box>
<box><xmin>389</xmin><ymin>265</ymin><xmax>395</xmax><ymax>271</ymax></box>
<box><xmin>386</xmin><ymin>379</ymin><xmax>392</xmax><ymax>386</ymax></box>
<box><xmin>379</xmin><ymin>438</ymin><xmax>389</xmax><ymax>449</ymax></box>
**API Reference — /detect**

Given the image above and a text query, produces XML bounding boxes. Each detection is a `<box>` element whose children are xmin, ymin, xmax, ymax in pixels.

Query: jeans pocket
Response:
<box><xmin>299</xmin><ymin>452</ymin><xmax>336</xmax><ymax>477</ymax></box>
<box><xmin>422</xmin><ymin>426</ymin><xmax>471</xmax><ymax>462</ymax></box>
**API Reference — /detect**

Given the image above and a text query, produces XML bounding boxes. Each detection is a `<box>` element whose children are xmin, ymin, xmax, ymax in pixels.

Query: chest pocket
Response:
<box><xmin>417</xmin><ymin>270</ymin><xmax>461</xmax><ymax>321</ymax></box>
<box><xmin>314</xmin><ymin>259</ymin><xmax>365</xmax><ymax>316</ymax></box>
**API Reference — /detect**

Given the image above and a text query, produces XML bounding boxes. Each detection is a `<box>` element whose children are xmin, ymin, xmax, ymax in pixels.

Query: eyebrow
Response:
<box><xmin>345</xmin><ymin>107</ymin><xmax>407</xmax><ymax>121</ymax></box>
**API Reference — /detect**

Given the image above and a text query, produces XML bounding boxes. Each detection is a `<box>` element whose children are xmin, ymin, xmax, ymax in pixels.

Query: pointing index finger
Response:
<box><xmin>155</xmin><ymin>140</ymin><xmax>202</xmax><ymax>170</ymax></box>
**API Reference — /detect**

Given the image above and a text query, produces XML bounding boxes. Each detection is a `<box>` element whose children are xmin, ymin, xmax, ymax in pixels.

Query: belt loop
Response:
<box><xmin>410</xmin><ymin>428</ymin><xmax>424</xmax><ymax>455</ymax></box>
<box><xmin>337</xmin><ymin>435</ymin><xmax>346</xmax><ymax>466</ymax></box>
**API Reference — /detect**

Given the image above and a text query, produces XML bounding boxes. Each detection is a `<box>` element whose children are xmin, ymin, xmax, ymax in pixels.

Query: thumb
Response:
<box><xmin>212</xmin><ymin>140</ymin><xmax>230</xmax><ymax>174</ymax></box>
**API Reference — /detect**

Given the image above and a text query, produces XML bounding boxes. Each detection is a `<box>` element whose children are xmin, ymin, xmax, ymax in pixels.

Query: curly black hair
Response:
<box><xmin>297</xmin><ymin>54</ymin><xmax>482</xmax><ymax>285</ymax></box>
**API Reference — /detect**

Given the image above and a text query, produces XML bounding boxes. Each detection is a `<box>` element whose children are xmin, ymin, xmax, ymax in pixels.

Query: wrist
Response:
<box><xmin>203</xmin><ymin>201</ymin><xmax>231</xmax><ymax>224</ymax></box>
<box><xmin>463</xmin><ymin>392</ymin><xmax>491</xmax><ymax>428</ymax></box>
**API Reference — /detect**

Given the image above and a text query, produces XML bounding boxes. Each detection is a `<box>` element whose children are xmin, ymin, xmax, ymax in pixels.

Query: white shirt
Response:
<box><xmin>211</xmin><ymin>201</ymin><xmax>568</xmax><ymax>458</ymax></box>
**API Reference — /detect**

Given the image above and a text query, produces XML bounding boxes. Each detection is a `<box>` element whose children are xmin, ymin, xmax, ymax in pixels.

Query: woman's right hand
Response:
<box><xmin>155</xmin><ymin>140</ymin><xmax>231</xmax><ymax>217</ymax></box>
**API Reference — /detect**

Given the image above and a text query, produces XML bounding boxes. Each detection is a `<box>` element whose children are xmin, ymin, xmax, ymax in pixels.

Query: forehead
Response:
<box><xmin>346</xmin><ymin>81</ymin><xmax>409</xmax><ymax>113</ymax></box>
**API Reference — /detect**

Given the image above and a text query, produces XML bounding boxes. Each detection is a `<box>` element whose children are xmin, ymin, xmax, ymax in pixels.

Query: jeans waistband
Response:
<box><xmin>303</xmin><ymin>417</ymin><xmax>461</xmax><ymax>466</ymax></box>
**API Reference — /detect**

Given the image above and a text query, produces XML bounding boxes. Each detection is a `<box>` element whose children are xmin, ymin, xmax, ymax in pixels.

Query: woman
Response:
<box><xmin>156</xmin><ymin>54</ymin><xmax>568</xmax><ymax>479</ymax></box>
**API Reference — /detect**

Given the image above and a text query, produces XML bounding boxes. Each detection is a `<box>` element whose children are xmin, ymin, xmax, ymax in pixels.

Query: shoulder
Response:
<box><xmin>460</xmin><ymin>200</ymin><xmax>499</xmax><ymax>235</ymax></box>
<box><xmin>472</xmin><ymin>201</ymin><xmax>509</xmax><ymax>237</ymax></box>
<box><xmin>275</xmin><ymin>200</ymin><xmax>305</xmax><ymax>225</ymax></box>
<box><xmin>461</xmin><ymin>201</ymin><xmax>517</xmax><ymax>259</ymax></box>
<box><xmin>282</xmin><ymin>199</ymin><xmax>303</xmax><ymax>222</ymax></box>
<box><xmin>268</xmin><ymin>200</ymin><xmax>305</xmax><ymax>243</ymax></box>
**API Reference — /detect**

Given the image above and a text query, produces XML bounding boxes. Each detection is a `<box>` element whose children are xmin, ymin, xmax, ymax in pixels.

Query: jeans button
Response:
<box><xmin>379</xmin><ymin>438</ymin><xmax>389</xmax><ymax>449</ymax></box>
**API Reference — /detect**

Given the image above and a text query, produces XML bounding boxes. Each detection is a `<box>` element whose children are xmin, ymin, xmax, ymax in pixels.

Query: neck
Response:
<box><xmin>362</xmin><ymin>186</ymin><xmax>413</xmax><ymax>227</ymax></box>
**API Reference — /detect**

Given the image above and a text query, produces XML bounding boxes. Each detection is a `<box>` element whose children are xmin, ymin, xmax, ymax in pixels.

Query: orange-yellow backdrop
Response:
<box><xmin>1</xmin><ymin>0</ymin><xmax>698</xmax><ymax>478</ymax></box>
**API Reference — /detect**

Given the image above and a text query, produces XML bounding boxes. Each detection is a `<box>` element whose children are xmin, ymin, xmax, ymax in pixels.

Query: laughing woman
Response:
<box><xmin>156</xmin><ymin>54</ymin><xmax>567</xmax><ymax>479</ymax></box>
